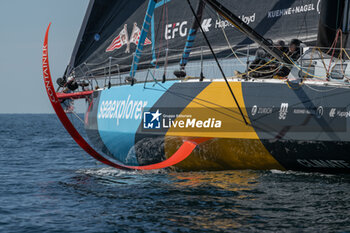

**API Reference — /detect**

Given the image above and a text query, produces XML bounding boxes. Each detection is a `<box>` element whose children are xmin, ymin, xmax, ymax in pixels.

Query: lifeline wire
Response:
<box><xmin>186</xmin><ymin>0</ymin><xmax>249</xmax><ymax>126</ymax></box>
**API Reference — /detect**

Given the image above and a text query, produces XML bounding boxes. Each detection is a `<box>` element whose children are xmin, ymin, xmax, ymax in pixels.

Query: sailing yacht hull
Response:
<box><xmin>85</xmin><ymin>80</ymin><xmax>350</xmax><ymax>173</ymax></box>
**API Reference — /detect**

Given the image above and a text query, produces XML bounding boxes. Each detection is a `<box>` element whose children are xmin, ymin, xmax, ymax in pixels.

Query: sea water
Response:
<box><xmin>1</xmin><ymin>114</ymin><xmax>350</xmax><ymax>232</ymax></box>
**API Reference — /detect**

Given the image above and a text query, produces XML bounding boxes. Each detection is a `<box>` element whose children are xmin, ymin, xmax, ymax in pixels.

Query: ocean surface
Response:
<box><xmin>1</xmin><ymin>114</ymin><xmax>350</xmax><ymax>233</ymax></box>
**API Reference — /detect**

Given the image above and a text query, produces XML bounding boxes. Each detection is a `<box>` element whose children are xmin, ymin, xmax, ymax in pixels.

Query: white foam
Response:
<box><xmin>269</xmin><ymin>169</ymin><xmax>335</xmax><ymax>177</ymax></box>
<box><xmin>76</xmin><ymin>167</ymin><xmax>168</xmax><ymax>177</ymax></box>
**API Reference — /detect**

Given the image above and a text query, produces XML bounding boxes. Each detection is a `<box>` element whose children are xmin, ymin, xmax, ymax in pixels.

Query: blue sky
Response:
<box><xmin>0</xmin><ymin>0</ymin><xmax>89</xmax><ymax>113</ymax></box>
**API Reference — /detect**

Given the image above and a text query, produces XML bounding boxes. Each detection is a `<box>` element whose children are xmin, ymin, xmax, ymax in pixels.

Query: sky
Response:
<box><xmin>0</xmin><ymin>0</ymin><xmax>89</xmax><ymax>113</ymax></box>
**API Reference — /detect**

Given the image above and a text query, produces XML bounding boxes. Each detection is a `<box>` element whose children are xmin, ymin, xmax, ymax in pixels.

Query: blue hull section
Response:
<box><xmin>96</xmin><ymin>81</ymin><xmax>177</xmax><ymax>165</ymax></box>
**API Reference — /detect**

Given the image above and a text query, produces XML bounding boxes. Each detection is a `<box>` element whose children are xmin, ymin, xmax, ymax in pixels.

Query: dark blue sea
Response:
<box><xmin>1</xmin><ymin>114</ymin><xmax>350</xmax><ymax>232</ymax></box>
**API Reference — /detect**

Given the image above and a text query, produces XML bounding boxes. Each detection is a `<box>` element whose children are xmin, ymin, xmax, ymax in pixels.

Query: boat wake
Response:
<box><xmin>269</xmin><ymin>169</ymin><xmax>336</xmax><ymax>178</ymax></box>
<box><xmin>76</xmin><ymin>167</ymin><xmax>169</xmax><ymax>177</ymax></box>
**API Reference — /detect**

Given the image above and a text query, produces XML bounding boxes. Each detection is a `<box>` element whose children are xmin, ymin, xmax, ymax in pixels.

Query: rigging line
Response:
<box><xmin>154</xmin><ymin>2</ymin><xmax>167</xmax><ymax>72</ymax></box>
<box><xmin>75</xmin><ymin>2</ymin><xmax>136</xmax><ymax>67</ymax></box>
<box><xmin>342</xmin><ymin>48</ymin><xmax>350</xmax><ymax>82</ymax></box>
<box><xmin>317</xmin><ymin>47</ymin><xmax>329</xmax><ymax>75</ymax></box>
<box><xmin>338</xmin><ymin>31</ymin><xmax>348</xmax><ymax>79</ymax></box>
<box><xmin>153</xmin><ymin>81</ymin><xmax>290</xmax><ymax>139</ymax></box>
<box><xmin>154</xmin><ymin>80</ymin><xmax>248</xmax><ymax>120</ymax></box>
<box><xmin>155</xmin><ymin>82</ymin><xmax>249</xmax><ymax>123</ymax></box>
<box><xmin>327</xmin><ymin>29</ymin><xmax>341</xmax><ymax>74</ymax></box>
<box><xmin>216</xmin><ymin>13</ymin><xmax>247</xmax><ymax>68</ymax></box>
<box><xmin>340</xmin><ymin>36</ymin><xmax>346</xmax><ymax>78</ymax></box>
<box><xmin>235</xmin><ymin>58</ymin><xmax>277</xmax><ymax>78</ymax></box>
<box><xmin>304</xmin><ymin>83</ymin><xmax>342</xmax><ymax>92</ymax></box>
<box><xmin>71</xmin><ymin>110</ymin><xmax>85</xmax><ymax>124</ymax></box>
<box><xmin>299</xmin><ymin>47</ymin><xmax>317</xmax><ymax>84</ymax></box>
<box><xmin>211</xmin><ymin>8</ymin><xmax>268</xmax><ymax>73</ymax></box>
<box><xmin>206</xmin><ymin>3</ymin><xmax>289</xmax><ymax>75</ymax></box>
<box><xmin>283</xmin><ymin>53</ymin><xmax>326</xmax><ymax>79</ymax></box>
<box><xmin>186</xmin><ymin>0</ymin><xmax>249</xmax><ymax>126</ymax></box>
<box><xmin>163</xmin><ymin>3</ymin><xmax>170</xmax><ymax>82</ymax></box>
<box><xmin>216</xmin><ymin>34</ymin><xmax>284</xmax><ymax>76</ymax></box>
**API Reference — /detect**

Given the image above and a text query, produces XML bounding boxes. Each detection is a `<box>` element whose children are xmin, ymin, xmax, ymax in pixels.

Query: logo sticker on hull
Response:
<box><xmin>251</xmin><ymin>105</ymin><xmax>258</xmax><ymax>116</ymax></box>
<box><xmin>143</xmin><ymin>110</ymin><xmax>162</xmax><ymax>129</ymax></box>
<box><xmin>141</xmin><ymin>109</ymin><xmax>222</xmax><ymax>131</ymax></box>
<box><xmin>279</xmin><ymin>103</ymin><xmax>289</xmax><ymax>120</ymax></box>
<box><xmin>316</xmin><ymin>106</ymin><xmax>324</xmax><ymax>118</ymax></box>
<box><xmin>329</xmin><ymin>108</ymin><xmax>350</xmax><ymax>118</ymax></box>
<box><xmin>98</xmin><ymin>95</ymin><xmax>148</xmax><ymax>126</ymax></box>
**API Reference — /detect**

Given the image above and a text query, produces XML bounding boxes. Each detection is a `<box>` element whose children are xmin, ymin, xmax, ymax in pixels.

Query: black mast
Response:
<box><xmin>317</xmin><ymin>0</ymin><xmax>350</xmax><ymax>51</ymax></box>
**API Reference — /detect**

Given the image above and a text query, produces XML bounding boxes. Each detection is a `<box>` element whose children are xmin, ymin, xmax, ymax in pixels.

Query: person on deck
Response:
<box><xmin>287</xmin><ymin>39</ymin><xmax>302</xmax><ymax>60</ymax></box>
<box><xmin>246</xmin><ymin>39</ymin><xmax>275</xmax><ymax>79</ymax></box>
<box><xmin>269</xmin><ymin>40</ymin><xmax>287</xmax><ymax>75</ymax></box>
<box><xmin>276</xmin><ymin>40</ymin><xmax>288</xmax><ymax>54</ymax></box>
<box><xmin>234</xmin><ymin>46</ymin><xmax>271</xmax><ymax>79</ymax></box>
<box><xmin>274</xmin><ymin>39</ymin><xmax>303</xmax><ymax>78</ymax></box>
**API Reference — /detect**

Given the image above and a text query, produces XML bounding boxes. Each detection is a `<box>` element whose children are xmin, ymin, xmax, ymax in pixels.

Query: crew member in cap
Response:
<box><xmin>274</xmin><ymin>39</ymin><xmax>303</xmax><ymax>78</ymax></box>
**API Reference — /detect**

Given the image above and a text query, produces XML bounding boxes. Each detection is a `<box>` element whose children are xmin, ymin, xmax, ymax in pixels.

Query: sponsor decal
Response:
<box><xmin>142</xmin><ymin>109</ymin><xmax>222</xmax><ymax>130</ymax></box>
<box><xmin>106</xmin><ymin>23</ymin><xmax>152</xmax><ymax>53</ymax></box>
<box><xmin>201</xmin><ymin>18</ymin><xmax>213</xmax><ymax>32</ymax></box>
<box><xmin>165</xmin><ymin>13</ymin><xmax>255</xmax><ymax>40</ymax></box>
<box><xmin>165</xmin><ymin>21</ymin><xmax>188</xmax><ymax>40</ymax></box>
<box><xmin>129</xmin><ymin>22</ymin><xmax>152</xmax><ymax>46</ymax></box>
<box><xmin>163</xmin><ymin>117</ymin><xmax>222</xmax><ymax>129</ymax></box>
<box><xmin>251</xmin><ymin>105</ymin><xmax>258</xmax><ymax>116</ymax></box>
<box><xmin>98</xmin><ymin>95</ymin><xmax>148</xmax><ymax>126</ymax></box>
<box><xmin>336</xmin><ymin>110</ymin><xmax>350</xmax><ymax>118</ymax></box>
<box><xmin>329</xmin><ymin>108</ymin><xmax>336</xmax><ymax>118</ymax></box>
<box><xmin>165</xmin><ymin>18</ymin><xmax>213</xmax><ymax>40</ymax></box>
<box><xmin>106</xmin><ymin>24</ymin><xmax>129</xmax><ymax>53</ymax></box>
<box><xmin>258</xmin><ymin>107</ymin><xmax>273</xmax><ymax>115</ymax></box>
<box><xmin>251</xmin><ymin>105</ymin><xmax>273</xmax><ymax>116</ymax></box>
<box><xmin>292</xmin><ymin>106</ymin><xmax>323</xmax><ymax>118</ymax></box>
<box><xmin>279</xmin><ymin>103</ymin><xmax>289</xmax><ymax>120</ymax></box>
<box><xmin>143</xmin><ymin>110</ymin><xmax>162</xmax><ymax>129</ymax></box>
<box><xmin>329</xmin><ymin>108</ymin><xmax>350</xmax><ymax>118</ymax></box>
<box><xmin>165</xmin><ymin>12</ymin><xmax>255</xmax><ymax>40</ymax></box>
<box><xmin>215</xmin><ymin>13</ymin><xmax>256</xmax><ymax>29</ymax></box>
<box><xmin>293</xmin><ymin>108</ymin><xmax>312</xmax><ymax>115</ymax></box>
<box><xmin>267</xmin><ymin>3</ymin><xmax>317</xmax><ymax>18</ymax></box>
<box><xmin>297</xmin><ymin>159</ymin><xmax>350</xmax><ymax>169</ymax></box>
<box><xmin>42</xmin><ymin>44</ymin><xmax>57</xmax><ymax>103</ymax></box>
<box><xmin>317</xmin><ymin>0</ymin><xmax>321</xmax><ymax>14</ymax></box>
<box><xmin>316</xmin><ymin>106</ymin><xmax>324</xmax><ymax>118</ymax></box>
<box><xmin>202</xmin><ymin>18</ymin><xmax>213</xmax><ymax>32</ymax></box>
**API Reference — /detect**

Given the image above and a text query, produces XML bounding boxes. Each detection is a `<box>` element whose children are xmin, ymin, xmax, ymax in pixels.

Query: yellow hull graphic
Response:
<box><xmin>164</xmin><ymin>82</ymin><xmax>285</xmax><ymax>171</ymax></box>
